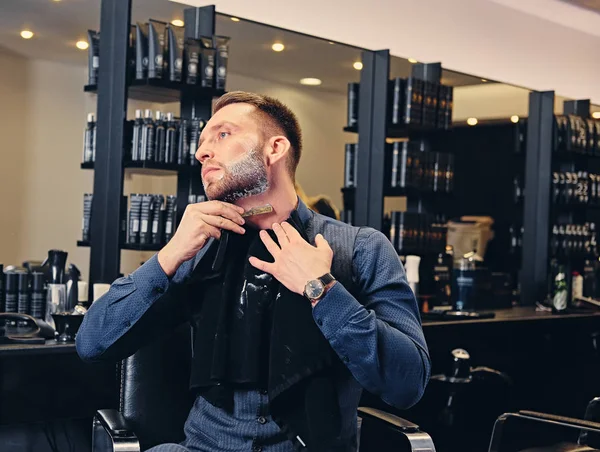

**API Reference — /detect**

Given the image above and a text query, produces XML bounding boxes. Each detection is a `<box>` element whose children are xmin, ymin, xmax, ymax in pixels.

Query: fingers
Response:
<box><xmin>272</xmin><ymin>223</ymin><xmax>290</xmax><ymax>246</ymax></box>
<box><xmin>259</xmin><ymin>230</ymin><xmax>281</xmax><ymax>258</ymax></box>
<box><xmin>202</xmin><ymin>224</ymin><xmax>221</xmax><ymax>241</ymax></box>
<box><xmin>314</xmin><ymin>233</ymin><xmax>330</xmax><ymax>249</ymax></box>
<box><xmin>248</xmin><ymin>256</ymin><xmax>275</xmax><ymax>274</ymax></box>
<box><xmin>198</xmin><ymin>201</ymin><xmax>245</xmax><ymax>226</ymax></box>
<box><xmin>202</xmin><ymin>214</ymin><xmax>245</xmax><ymax>235</ymax></box>
<box><xmin>280</xmin><ymin>222</ymin><xmax>302</xmax><ymax>243</ymax></box>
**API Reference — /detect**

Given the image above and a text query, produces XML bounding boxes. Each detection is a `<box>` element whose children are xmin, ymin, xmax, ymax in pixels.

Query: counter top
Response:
<box><xmin>0</xmin><ymin>339</ymin><xmax>76</xmax><ymax>357</ymax></box>
<box><xmin>422</xmin><ymin>305</ymin><xmax>600</xmax><ymax>328</ymax></box>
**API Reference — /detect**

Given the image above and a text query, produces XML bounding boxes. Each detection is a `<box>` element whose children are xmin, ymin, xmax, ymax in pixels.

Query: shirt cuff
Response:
<box><xmin>130</xmin><ymin>253</ymin><xmax>171</xmax><ymax>306</ymax></box>
<box><xmin>312</xmin><ymin>282</ymin><xmax>363</xmax><ymax>339</ymax></box>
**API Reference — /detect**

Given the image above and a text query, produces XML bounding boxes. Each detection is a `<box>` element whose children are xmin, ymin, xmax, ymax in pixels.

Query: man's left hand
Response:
<box><xmin>249</xmin><ymin>222</ymin><xmax>333</xmax><ymax>295</ymax></box>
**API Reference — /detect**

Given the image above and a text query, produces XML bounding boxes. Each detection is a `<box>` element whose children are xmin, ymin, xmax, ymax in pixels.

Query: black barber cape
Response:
<box><xmin>187</xmin><ymin>212</ymin><xmax>347</xmax><ymax>451</ymax></box>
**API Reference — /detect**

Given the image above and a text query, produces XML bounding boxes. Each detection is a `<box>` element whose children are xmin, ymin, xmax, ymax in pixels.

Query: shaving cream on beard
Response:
<box><xmin>202</xmin><ymin>147</ymin><xmax>269</xmax><ymax>203</ymax></box>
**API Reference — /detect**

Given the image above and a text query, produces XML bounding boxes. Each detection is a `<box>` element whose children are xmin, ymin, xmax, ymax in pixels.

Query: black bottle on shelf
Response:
<box><xmin>0</xmin><ymin>264</ymin><xmax>4</xmax><ymax>312</ymax></box>
<box><xmin>178</xmin><ymin>119</ymin><xmax>189</xmax><ymax>165</ymax></box>
<box><xmin>155</xmin><ymin>111</ymin><xmax>166</xmax><ymax>163</ymax></box>
<box><xmin>151</xmin><ymin>195</ymin><xmax>165</xmax><ymax>245</ymax></box>
<box><xmin>131</xmin><ymin>109</ymin><xmax>143</xmax><ymax>161</ymax></box>
<box><xmin>344</xmin><ymin>143</ymin><xmax>358</xmax><ymax>188</ymax></box>
<box><xmin>347</xmin><ymin>83</ymin><xmax>359</xmax><ymax>128</ymax></box>
<box><xmin>83</xmin><ymin>113</ymin><xmax>96</xmax><ymax>163</ymax></box>
<box><xmin>165</xmin><ymin>113</ymin><xmax>178</xmax><ymax>164</ymax></box>
<box><xmin>16</xmin><ymin>271</ymin><xmax>29</xmax><ymax>317</ymax></box>
<box><xmin>30</xmin><ymin>272</ymin><xmax>45</xmax><ymax>319</ymax></box>
<box><xmin>433</xmin><ymin>246</ymin><xmax>453</xmax><ymax>308</ymax></box>
<box><xmin>139</xmin><ymin>194</ymin><xmax>153</xmax><ymax>245</ymax></box>
<box><xmin>4</xmin><ymin>271</ymin><xmax>17</xmax><ymax>314</ymax></box>
<box><xmin>165</xmin><ymin>196</ymin><xmax>177</xmax><ymax>242</ymax></box>
<box><xmin>140</xmin><ymin>109</ymin><xmax>155</xmax><ymax>161</ymax></box>
<box><xmin>551</xmin><ymin>264</ymin><xmax>568</xmax><ymax>313</ymax></box>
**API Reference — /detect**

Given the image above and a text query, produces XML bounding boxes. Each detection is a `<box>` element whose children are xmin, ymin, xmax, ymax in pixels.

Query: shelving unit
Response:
<box><xmin>84</xmin><ymin>1</ymin><xmax>221</xmax><ymax>289</ymax></box>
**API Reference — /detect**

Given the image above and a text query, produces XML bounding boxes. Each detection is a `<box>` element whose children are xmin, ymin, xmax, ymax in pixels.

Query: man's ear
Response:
<box><xmin>265</xmin><ymin>135</ymin><xmax>291</xmax><ymax>167</ymax></box>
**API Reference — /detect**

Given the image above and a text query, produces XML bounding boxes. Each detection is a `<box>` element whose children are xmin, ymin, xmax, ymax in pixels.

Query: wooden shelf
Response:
<box><xmin>80</xmin><ymin>161</ymin><xmax>199</xmax><ymax>177</ymax></box>
<box><xmin>84</xmin><ymin>79</ymin><xmax>225</xmax><ymax>104</ymax></box>
<box><xmin>384</xmin><ymin>186</ymin><xmax>453</xmax><ymax>198</ymax></box>
<box><xmin>343</xmin><ymin>124</ymin><xmax>451</xmax><ymax>139</ymax></box>
<box><xmin>77</xmin><ymin>241</ymin><xmax>162</xmax><ymax>252</ymax></box>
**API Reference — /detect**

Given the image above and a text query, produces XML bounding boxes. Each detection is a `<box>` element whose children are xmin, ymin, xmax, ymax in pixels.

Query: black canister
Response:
<box><xmin>452</xmin><ymin>254</ymin><xmax>476</xmax><ymax>311</ymax></box>
<box><xmin>4</xmin><ymin>271</ymin><xmax>17</xmax><ymax>313</ymax></box>
<box><xmin>31</xmin><ymin>272</ymin><xmax>46</xmax><ymax>319</ymax></box>
<box><xmin>16</xmin><ymin>271</ymin><xmax>30</xmax><ymax>316</ymax></box>
<box><xmin>0</xmin><ymin>264</ymin><xmax>4</xmax><ymax>312</ymax></box>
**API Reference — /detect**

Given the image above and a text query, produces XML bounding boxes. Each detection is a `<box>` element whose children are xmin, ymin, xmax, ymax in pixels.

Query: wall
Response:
<box><xmin>0</xmin><ymin>47</ymin><xmax>28</xmax><ymax>269</ymax></box>
<box><xmin>175</xmin><ymin>0</ymin><xmax>600</xmax><ymax>103</ymax></box>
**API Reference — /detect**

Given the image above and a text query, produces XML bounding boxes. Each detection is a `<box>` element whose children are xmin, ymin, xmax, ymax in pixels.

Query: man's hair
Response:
<box><xmin>213</xmin><ymin>91</ymin><xmax>302</xmax><ymax>179</ymax></box>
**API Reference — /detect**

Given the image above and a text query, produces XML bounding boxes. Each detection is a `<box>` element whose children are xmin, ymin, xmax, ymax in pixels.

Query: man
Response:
<box><xmin>76</xmin><ymin>91</ymin><xmax>431</xmax><ymax>452</ymax></box>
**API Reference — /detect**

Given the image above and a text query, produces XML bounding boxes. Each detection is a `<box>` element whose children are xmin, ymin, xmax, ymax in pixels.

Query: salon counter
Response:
<box><xmin>0</xmin><ymin>339</ymin><xmax>76</xmax><ymax>357</ymax></box>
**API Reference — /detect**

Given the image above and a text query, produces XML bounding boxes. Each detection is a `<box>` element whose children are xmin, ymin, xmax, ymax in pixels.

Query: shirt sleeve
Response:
<box><xmin>311</xmin><ymin>228</ymin><xmax>431</xmax><ymax>409</ymax></box>
<box><xmin>76</xmin><ymin>253</ymin><xmax>196</xmax><ymax>363</ymax></box>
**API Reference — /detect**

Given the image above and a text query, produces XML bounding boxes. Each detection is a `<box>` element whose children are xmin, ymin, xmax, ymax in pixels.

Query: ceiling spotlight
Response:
<box><xmin>76</xmin><ymin>40</ymin><xmax>89</xmax><ymax>50</ymax></box>
<box><xmin>328</xmin><ymin>41</ymin><xmax>335</xmax><ymax>45</ymax></box>
<box><xmin>408</xmin><ymin>58</ymin><xmax>418</xmax><ymax>63</ymax></box>
<box><xmin>20</xmin><ymin>30</ymin><xmax>34</xmax><ymax>39</ymax></box>
<box><xmin>171</xmin><ymin>19</ymin><xmax>184</xmax><ymax>27</ymax></box>
<box><xmin>53</xmin><ymin>0</ymin><xmax>61</xmax><ymax>2</ymax></box>
<box><xmin>272</xmin><ymin>43</ymin><xmax>285</xmax><ymax>52</ymax></box>
<box><xmin>230</xmin><ymin>17</ymin><xmax>240</xmax><ymax>22</ymax></box>
<box><xmin>300</xmin><ymin>78</ymin><xmax>322</xmax><ymax>86</ymax></box>
<box><xmin>593</xmin><ymin>112</ymin><xmax>600</xmax><ymax>119</ymax></box>
<box><xmin>353</xmin><ymin>61</ymin><xmax>363</xmax><ymax>70</ymax></box>
<box><xmin>481</xmin><ymin>78</ymin><xmax>488</xmax><ymax>82</ymax></box>
<box><xmin>467</xmin><ymin>117</ymin><xmax>478</xmax><ymax>126</ymax></box>
<box><xmin>511</xmin><ymin>115</ymin><xmax>520</xmax><ymax>123</ymax></box>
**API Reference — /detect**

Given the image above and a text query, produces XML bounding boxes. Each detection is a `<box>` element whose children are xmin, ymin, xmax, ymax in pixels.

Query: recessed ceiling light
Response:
<box><xmin>328</xmin><ymin>41</ymin><xmax>335</xmax><ymax>45</ymax></box>
<box><xmin>593</xmin><ymin>112</ymin><xmax>600</xmax><ymax>119</ymax></box>
<box><xmin>408</xmin><ymin>58</ymin><xmax>418</xmax><ymax>63</ymax></box>
<box><xmin>53</xmin><ymin>0</ymin><xmax>61</xmax><ymax>2</ymax></box>
<box><xmin>20</xmin><ymin>30</ymin><xmax>34</xmax><ymax>39</ymax></box>
<box><xmin>300</xmin><ymin>78</ymin><xmax>322</xmax><ymax>86</ymax></box>
<box><xmin>272</xmin><ymin>43</ymin><xmax>285</xmax><ymax>52</ymax></box>
<box><xmin>511</xmin><ymin>115</ymin><xmax>520</xmax><ymax>123</ymax></box>
<box><xmin>467</xmin><ymin>117</ymin><xmax>478</xmax><ymax>126</ymax></box>
<box><xmin>231</xmin><ymin>17</ymin><xmax>240</xmax><ymax>22</ymax></box>
<box><xmin>76</xmin><ymin>40</ymin><xmax>89</xmax><ymax>50</ymax></box>
<box><xmin>353</xmin><ymin>61</ymin><xmax>363</xmax><ymax>70</ymax></box>
<box><xmin>481</xmin><ymin>78</ymin><xmax>488</xmax><ymax>82</ymax></box>
<box><xmin>171</xmin><ymin>19</ymin><xmax>184</xmax><ymax>27</ymax></box>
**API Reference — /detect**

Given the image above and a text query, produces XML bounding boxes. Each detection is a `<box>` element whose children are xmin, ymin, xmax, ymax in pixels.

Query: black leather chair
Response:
<box><xmin>488</xmin><ymin>397</ymin><xmax>600</xmax><ymax>452</ymax></box>
<box><xmin>91</xmin><ymin>325</ymin><xmax>435</xmax><ymax>452</ymax></box>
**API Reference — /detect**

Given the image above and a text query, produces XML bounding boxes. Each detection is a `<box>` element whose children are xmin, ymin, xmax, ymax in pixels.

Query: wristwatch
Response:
<box><xmin>304</xmin><ymin>273</ymin><xmax>336</xmax><ymax>304</ymax></box>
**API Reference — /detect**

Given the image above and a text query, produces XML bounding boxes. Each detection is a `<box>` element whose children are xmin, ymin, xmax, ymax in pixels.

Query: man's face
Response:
<box><xmin>196</xmin><ymin>103</ymin><xmax>269</xmax><ymax>203</ymax></box>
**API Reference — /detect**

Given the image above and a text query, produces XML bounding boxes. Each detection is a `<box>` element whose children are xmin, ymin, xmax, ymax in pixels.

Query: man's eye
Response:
<box><xmin>219</xmin><ymin>131</ymin><xmax>230</xmax><ymax>139</ymax></box>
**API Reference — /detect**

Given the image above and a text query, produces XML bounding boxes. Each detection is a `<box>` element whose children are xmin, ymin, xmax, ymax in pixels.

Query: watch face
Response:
<box><xmin>305</xmin><ymin>279</ymin><xmax>325</xmax><ymax>299</ymax></box>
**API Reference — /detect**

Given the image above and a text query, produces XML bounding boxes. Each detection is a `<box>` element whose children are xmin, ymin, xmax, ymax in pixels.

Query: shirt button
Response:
<box><xmin>155</xmin><ymin>287</ymin><xmax>164</xmax><ymax>294</ymax></box>
<box><xmin>317</xmin><ymin>319</ymin><xmax>323</xmax><ymax>326</ymax></box>
<box><xmin>257</xmin><ymin>416</ymin><xmax>267</xmax><ymax>425</ymax></box>
<box><xmin>343</xmin><ymin>355</ymin><xmax>350</xmax><ymax>363</ymax></box>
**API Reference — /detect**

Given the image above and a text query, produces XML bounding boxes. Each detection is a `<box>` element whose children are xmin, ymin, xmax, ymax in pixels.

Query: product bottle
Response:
<box><xmin>552</xmin><ymin>265</ymin><xmax>568</xmax><ymax>313</ymax></box>
<box><xmin>16</xmin><ymin>271</ymin><xmax>30</xmax><ymax>317</ymax></box>
<box><xmin>0</xmin><ymin>264</ymin><xmax>4</xmax><ymax>312</ymax></box>
<box><xmin>165</xmin><ymin>113</ymin><xmax>178</xmax><ymax>164</ymax></box>
<box><xmin>140</xmin><ymin>109</ymin><xmax>155</xmax><ymax>161</ymax></box>
<box><xmin>165</xmin><ymin>195</ymin><xmax>177</xmax><ymax>242</ymax></box>
<box><xmin>189</xmin><ymin>118</ymin><xmax>205</xmax><ymax>165</ymax></box>
<box><xmin>405</xmin><ymin>255</ymin><xmax>421</xmax><ymax>299</ymax></box>
<box><xmin>433</xmin><ymin>248</ymin><xmax>453</xmax><ymax>308</ymax></box>
<box><xmin>131</xmin><ymin>109</ymin><xmax>143</xmax><ymax>161</ymax></box>
<box><xmin>155</xmin><ymin>111</ymin><xmax>166</xmax><ymax>163</ymax></box>
<box><xmin>83</xmin><ymin>113</ymin><xmax>95</xmax><ymax>163</ymax></box>
<box><xmin>30</xmin><ymin>272</ymin><xmax>46</xmax><ymax>319</ymax></box>
<box><xmin>4</xmin><ymin>271</ymin><xmax>17</xmax><ymax>314</ymax></box>
<box><xmin>178</xmin><ymin>119</ymin><xmax>189</xmax><ymax>165</ymax></box>
<box><xmin>572</xmin><ymin>271</ymin><xmax>583</xmax><ymax>303</ymax></box>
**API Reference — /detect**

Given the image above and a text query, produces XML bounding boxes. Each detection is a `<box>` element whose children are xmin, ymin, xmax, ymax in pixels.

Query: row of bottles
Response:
<box><xmin>552</xmin><ymin>171</ymin><xmax>600</xmax><ymax>205</ymax></box>
<box><xmin>550</xmin><ymin>222</ymin><xmax>598</xmax><ymax>258</ymax></box>
<box><xmin>554</xmin><ymin>114</ymin><xmax>600</xmax><ymax>155</ymax></box>
<box><xmin>386</xmin><ymin>212</ymin><xmax>448</xmax><ymax>255</ymax></box>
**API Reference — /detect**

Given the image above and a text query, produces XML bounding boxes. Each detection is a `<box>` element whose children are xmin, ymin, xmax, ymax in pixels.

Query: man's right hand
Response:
<box><xmin>157</xmin><ymin>201</ymin><xmax>246</xmax><ymax>277</ymax></box>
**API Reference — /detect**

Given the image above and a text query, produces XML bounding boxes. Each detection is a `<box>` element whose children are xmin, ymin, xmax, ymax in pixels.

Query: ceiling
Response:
<box><xmin>0</xmin><ymin>0</ymin><xmax>491</xmax><ymax>94</ymax></box>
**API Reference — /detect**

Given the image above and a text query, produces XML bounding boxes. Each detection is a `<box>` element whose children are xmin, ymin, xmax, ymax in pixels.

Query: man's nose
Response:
<box><xmin>196</xmin><ymin>144</ymin><xmax>213</xmax><ymax>165</ymax></box>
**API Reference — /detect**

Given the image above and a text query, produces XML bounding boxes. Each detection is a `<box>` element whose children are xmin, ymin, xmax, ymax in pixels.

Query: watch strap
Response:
<box><xmin>319</xmin><ymin>273</ymin><xmax>335</xmax><ymax>286</ymax></box>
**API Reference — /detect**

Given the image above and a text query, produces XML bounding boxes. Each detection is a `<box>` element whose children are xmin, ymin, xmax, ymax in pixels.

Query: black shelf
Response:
<box><xmin>553</xmin><ymin>151</ymin><xmax>600</xmax><ymax>162</ymax></box>
<box><xmin>78</xmin><ymin>241</ymin><xmax>162</xmax><ymax>252</ymax></box>
<box><xmin>384</xmin><ymin>186</ymin><xmax>453</xmax><ymax>198</ymax></box>
<box><xmin>343</xmin><ymin>124</ymin><xmax>451</xmax><ymax>139</ymax></box>
<box><xmin>81</xmin><ymin>161</ymin><xmax>199</xmax><ymax>176</ymax></box>
<box><xmin>84</xmin><ymin>79</ymin><xmax>225</xmax><ymax>104</ymax></box>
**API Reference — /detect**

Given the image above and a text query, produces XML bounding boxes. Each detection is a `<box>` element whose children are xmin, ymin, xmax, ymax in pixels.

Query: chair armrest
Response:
<box><xmin>358</xmin><ymin>407</ymin><xmax>420</xmax><ymax>433</ymax></box>
<box><xmin>93</xmin><ymin>409</ymin><xmax>140</xmax><ymax>452</ymax></box>
<box><xmin>358</xmin><ymin>407</ymin><xmax>436</xmax><ymax>451</ymax></box>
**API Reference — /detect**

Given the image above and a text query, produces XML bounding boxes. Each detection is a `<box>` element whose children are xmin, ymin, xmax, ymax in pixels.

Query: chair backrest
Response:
<box><xmin>119</xmin><ymin>324</ymin><xmax>194</xmax><ymax>451</ymax></box>
<box><xmin>580</xmin><ymin>397</ymin><xmax>600</xmax><ymax>447</ymax></box>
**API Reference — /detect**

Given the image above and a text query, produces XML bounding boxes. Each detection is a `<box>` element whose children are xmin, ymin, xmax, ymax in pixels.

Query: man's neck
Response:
<box><xmin>235</xmin><ymin>183</ymin><xmax>298</xmax><ymax>230</ymax></box>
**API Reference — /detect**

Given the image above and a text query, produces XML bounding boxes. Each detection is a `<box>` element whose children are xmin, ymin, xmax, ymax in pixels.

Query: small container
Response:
<box><xmin>30</xmin><ymin>272</ymin><xmax>46</xmax><ymax>319</ymax></box>
<box><xmin>452</xmin><ymin>254</ymin><xmax>476</xmax><ymax>311</ymax></box>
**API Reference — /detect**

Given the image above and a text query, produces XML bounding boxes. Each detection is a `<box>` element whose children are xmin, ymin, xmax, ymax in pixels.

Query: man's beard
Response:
<box><xmin>202</xmin><ymin>147</ymin><xmax>269</xmax><ymax>203</ymax></box>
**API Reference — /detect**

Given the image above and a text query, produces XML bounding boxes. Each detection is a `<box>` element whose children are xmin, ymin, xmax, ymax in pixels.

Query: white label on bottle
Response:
<box><xmin>133</xmin><ymin>219</ymin><xmax>140</xmax><ymax>233</ymax></box>
<box><xmin>141</xmin><ymin>220</ymin><xmax>148</xmax><ymax>233</ymax></box>
<box><xmin>166</xmin><ymin>221</ymin><xmax>172</xmax><ymax>234</ymax></box>
<box><xmin>152</xmin><ymin>221</ymin><xmax>158</xmax><ymax>234</ymax></box>
<box><xmin>93</xmin><ymin>56</ymin><xmax>99</xmax><ymax>69</ymax></box>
